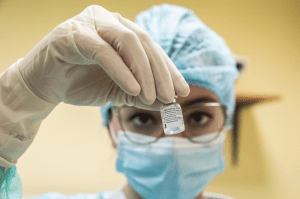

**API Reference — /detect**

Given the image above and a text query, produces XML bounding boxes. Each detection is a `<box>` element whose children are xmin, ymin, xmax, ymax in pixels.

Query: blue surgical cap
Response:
<box><xmin>100</xmin><ymin>4</ymin><xmax>239</xmax><ymax>130</ymax></box>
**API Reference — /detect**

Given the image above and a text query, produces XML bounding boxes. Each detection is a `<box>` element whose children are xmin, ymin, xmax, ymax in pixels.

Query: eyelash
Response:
<box><xmin>188</xmin><ymin>112</ymin><xmax>212</xmax><ymax>126</ymax></box>
<box><xmin>128</xmin><ymin>112</ymin><xmax>212</xmax><ymax>126</ymax></box>
<box><xmin>128</xmin><ymin>113</ymin><xmax>156</xmax><ymax>123</ymax></box>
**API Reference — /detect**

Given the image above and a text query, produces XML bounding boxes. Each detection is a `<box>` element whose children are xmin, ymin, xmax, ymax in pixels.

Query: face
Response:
<box><xmin>108</xmin><ymin>85</ymin><xmax>225</xmax><ymax>148</ymax></box>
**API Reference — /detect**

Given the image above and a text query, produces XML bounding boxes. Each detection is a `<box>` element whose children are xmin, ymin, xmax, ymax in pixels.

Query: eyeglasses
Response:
<box><xmin>112</xmin><ymin>102</ymin><xmax>228</xmax><ymax>145</ymax></box>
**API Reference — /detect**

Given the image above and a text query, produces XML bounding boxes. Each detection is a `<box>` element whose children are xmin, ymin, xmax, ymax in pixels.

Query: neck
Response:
<box><xmin>122</xmin><ymin>183</ymin><xmax>142</xmax><ymax>199</ymax></box>
<box><xmin>122</xmin><ymin>183</ymin><xmax>207</xmax><ymax>199</ymax></box>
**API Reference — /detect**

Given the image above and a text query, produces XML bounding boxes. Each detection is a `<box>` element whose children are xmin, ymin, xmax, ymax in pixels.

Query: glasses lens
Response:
<box><xmin>186</xmin><ymin>104</ymin><xmax>225</xmax><ymax>143</ymax></box>
<box><xmin>116</xmin><ymin>103</ymin><xmax>226</xmax><ymax>144</ymax></box>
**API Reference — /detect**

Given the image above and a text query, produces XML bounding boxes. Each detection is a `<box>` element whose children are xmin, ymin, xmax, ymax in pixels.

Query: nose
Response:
<box><xmin>162</xmin><ymin>130</ymin><xmax>186</xmax><ymax>138</ymax></box>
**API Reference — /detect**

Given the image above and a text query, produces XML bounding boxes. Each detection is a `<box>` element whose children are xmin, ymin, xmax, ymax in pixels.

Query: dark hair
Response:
<box><xmin>107</xmin><ymin>108</ymin><xmax>113</xmax><ymax>126</ymax></box>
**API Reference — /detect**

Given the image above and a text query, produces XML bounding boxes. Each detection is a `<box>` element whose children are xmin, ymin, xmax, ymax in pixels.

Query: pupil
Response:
<box><xmin>193</xmin><ymin>114</ymin><xmax>202</xmax><ymax>122</ymax></box>
<box><xmin>139</xmin><ymin>114</ymin><xmax>149</xmax><ymax>124</ymax></box>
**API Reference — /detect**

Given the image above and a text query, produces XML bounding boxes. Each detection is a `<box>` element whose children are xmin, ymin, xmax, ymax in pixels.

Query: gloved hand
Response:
<box><xmin>18</xmin><ymin>5</ymin><xmax>190</xmax><ymax>110</ymax></box>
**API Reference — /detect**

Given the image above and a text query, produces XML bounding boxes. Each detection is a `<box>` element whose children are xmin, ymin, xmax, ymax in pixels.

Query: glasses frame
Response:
<box><xmin>111</xmin><ymin>102</ymin><xmax>228</xmax><ymax>145</ymax></box>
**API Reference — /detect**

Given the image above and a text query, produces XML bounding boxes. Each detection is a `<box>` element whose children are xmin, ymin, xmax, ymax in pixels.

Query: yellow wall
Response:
<box><xmin>1</xmin><ymin>0</ymin><xmax>299</xmax><ymax>198</ymax></box>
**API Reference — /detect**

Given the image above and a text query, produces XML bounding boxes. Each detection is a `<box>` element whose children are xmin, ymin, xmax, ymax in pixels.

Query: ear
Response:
<box><xmin>233</xmin><ymin>54</ymin><xmax>248</xmax><ymax>75</ymax></box>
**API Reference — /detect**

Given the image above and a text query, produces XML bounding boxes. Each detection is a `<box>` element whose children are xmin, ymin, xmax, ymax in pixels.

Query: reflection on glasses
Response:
<box><xmin>112</xmin><ymin>102</ymin><xmax>227</xmax><ymax>145</ymax></box>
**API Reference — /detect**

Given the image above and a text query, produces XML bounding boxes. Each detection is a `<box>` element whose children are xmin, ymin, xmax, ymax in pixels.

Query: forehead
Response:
<box><xmin>176</xmin><ymin>85</ymin><xmax>220</xmax><ymax>106</ymax></box>
<box><xmin>119</xmin><ymin>85</ymin><xmax>220</xmax><ymax>110</ymax></box>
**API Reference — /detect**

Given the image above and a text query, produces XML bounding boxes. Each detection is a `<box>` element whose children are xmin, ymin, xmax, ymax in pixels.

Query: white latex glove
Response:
<box><xmin>18</xmin><ymin>5</ymin><xmax>190</xmax><ymax>110</ymax></box>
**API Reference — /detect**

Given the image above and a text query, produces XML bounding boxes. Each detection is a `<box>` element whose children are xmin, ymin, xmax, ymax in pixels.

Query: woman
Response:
<box><xmin>96</xmin><ymin>5</ymin><xmax>238</xmax><ymax>198</ymax></box>
<box><xmin>100</xmin><ymin>86</ymin><xmax>232</xmax><ymax>199</ymax></box>
<box><xmin>0</xmin><ymin>3</ymin><xmax>238</xmax><ymax>199</ymax></box>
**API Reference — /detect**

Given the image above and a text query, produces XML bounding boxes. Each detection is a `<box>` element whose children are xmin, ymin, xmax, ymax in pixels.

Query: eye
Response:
<box><xmin>189</xmin><ymin>112</ymin><xmax>211</xmax><ymax>126</ymax></box>
<box><xmin>129</xmin><ymin>113</ymin><xmax>155</xmax><ymax>127</ymax></box>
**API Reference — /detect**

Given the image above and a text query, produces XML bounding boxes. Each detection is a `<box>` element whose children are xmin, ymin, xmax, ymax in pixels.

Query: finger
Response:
<box><xmin>106</xmin><ymin>84</ymin><xmax>164</xmax><ymax>111</ymax></box>
<box><xmin>133</xmin><ymin>97</ymin><xmax>164</xmax><ymax>111</ymax></box>
<box><xmin>89</xmin><ymin>7</ymin><xmax>156</xmax><ymax>105</ymax></box>
<box><xmin>155</xmin><ymin>43</ymin><xmax>190</xmax><ymax>97</ymax></box>
<box><xmin>82</xmin><ymin>30</ymin><xmax>141</xmax><ymax>96</ymax></box>
<box><xmin>71</xmin><ymin>10</ymin><xmax>141</xmax><ymax>96</ymax></box>
<box><xmin>115</xmin><ymin>15</ymin><xmax>175</xmax><ymax>104</ymax></box>
<box><xmin>113</xmin><ymin>94</ymin><xmax>164</xmax><ymax>111</ymax></box>
<box><xmin>103</xmin><ymin>51</ymin><xmax>142</xmax><ymax>96</ymax></box>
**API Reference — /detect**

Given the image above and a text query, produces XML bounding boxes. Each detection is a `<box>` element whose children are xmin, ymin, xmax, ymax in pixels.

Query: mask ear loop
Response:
<box><xmin>109</xmin><ymin>122</ymin><xmax>119</xmax><ymax>144</ymax></box>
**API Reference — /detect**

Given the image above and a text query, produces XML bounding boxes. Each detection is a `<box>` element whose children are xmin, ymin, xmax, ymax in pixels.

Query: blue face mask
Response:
<box><xmin>110</xmin><ymin>123</ymin><xmax>227</xmax><ymax>199</ymax></box>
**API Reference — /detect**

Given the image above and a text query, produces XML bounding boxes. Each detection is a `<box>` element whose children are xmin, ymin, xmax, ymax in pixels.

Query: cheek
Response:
<box><xmin>108</xmin><ymin>116</ymin><xmax>122</xmax><ymax>149</ymax></box>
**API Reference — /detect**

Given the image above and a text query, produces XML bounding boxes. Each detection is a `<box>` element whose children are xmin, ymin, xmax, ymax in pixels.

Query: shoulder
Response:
<box><xmin>203</xmin><ymin>192</ymin><xmax>235</xmax><ymax>199</ymax></box>
<box><xmin>35</xmin><ymin>191</ymin><xmax>113</xmax><ymax>199</ymax></box>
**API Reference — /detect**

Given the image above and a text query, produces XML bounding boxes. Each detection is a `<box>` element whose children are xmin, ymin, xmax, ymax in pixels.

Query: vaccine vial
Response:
<box><xmin>160</xmin><ymin>96</ymin><xmax>185</xmax><ymax>135</ymax></box>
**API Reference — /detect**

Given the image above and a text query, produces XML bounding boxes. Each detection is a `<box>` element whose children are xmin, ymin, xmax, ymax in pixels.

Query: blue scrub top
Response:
<box><xmin>1</xmin><ymin>166</ymin><xmax>235</xmax><ymax>199</ymax></box>
<box><xmin>35</xmin><ymin>192</ymin><xmax>112</xmax><ymax>199</ymax></box>
<box><xmin>0</xmin><ymin>166</ymin><xmax>112</xmax><ymax>199</ymax></box>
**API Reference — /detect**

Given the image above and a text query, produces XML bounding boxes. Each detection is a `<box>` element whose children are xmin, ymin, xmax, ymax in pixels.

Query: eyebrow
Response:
<box><xmin>121</xmin><ymin>96</ymin><xmax>219</xmax><ymax>110</ymax></box>
<box><xmin>181</xmin><ymin>97</ymin><xmax>219</xmax><ymax>108</ymax></box>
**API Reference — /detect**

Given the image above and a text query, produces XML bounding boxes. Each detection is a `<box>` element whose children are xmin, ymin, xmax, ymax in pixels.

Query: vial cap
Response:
<box><xmin>173</xmin><ymin>94</ymin><xmax>178</xmax><ymax>103</ymax></box>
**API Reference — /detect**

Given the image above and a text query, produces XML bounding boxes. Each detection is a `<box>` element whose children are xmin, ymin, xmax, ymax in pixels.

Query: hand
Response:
<box><xmin>18</xmin><ymin>5</ymin><xmax>190</xmax><ymax>110</ymax></box>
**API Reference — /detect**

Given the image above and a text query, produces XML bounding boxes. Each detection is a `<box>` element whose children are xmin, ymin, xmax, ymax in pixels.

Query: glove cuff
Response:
<box><xmin>0</xmin><ymin>59</ymin><xmax>58</xmax><ymax>167</ymax></box>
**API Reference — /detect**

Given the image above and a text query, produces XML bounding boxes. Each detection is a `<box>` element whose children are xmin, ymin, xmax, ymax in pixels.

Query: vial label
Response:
<box><xmin>161</xmin><ymin>103</ymin><xmax>185</xmax><ymax>135</ymax></box>
<box><xmin>163</xmin><ymin>106</ymin><xmax>182</xmax><ymax>123</ymax></box>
